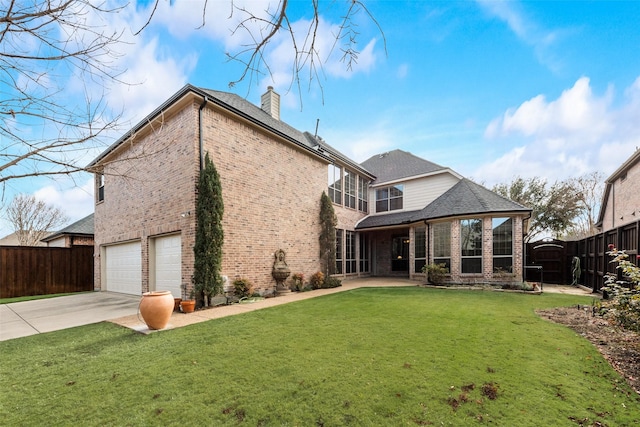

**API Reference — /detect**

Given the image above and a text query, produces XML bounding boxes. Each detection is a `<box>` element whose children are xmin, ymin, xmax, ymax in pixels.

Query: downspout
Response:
<box><xmin>198</xmin><ymin>96</ymin><xmax>209</xmax><ymax>170</ymax></box>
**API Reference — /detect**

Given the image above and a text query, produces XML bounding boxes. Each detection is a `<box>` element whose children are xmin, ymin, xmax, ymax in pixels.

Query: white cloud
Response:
<box><xmin>33</xmin><ymin>178</ymin><xmax>95</xmax><ymax>227</ymax></box>
<box><xmin>486</xmin><ymin>77</ymin><xmax>612</xmax><ymax>141</ymax></box>
<box><xmin>478</xmin><ymin>76</ymin><xmax>640</xmax><ymax>186</ymax></box>
<box><xmin>475</xmin><ymin>0</ymin><xmax>568</xmax><ymax>72</ymax></box>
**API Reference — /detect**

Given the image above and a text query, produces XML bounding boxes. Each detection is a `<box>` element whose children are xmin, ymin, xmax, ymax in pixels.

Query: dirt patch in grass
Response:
<box><xmin>537</xmin><ymin>305</ymin><xmax>640</xmax><ymax>395</ymax></box>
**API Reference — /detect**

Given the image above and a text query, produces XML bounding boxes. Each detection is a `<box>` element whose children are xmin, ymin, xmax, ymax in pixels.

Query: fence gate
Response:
<box><xmin>526</xmin><ymin>239</ymin><xmax>569</xmax><ymax>285</ymax></box>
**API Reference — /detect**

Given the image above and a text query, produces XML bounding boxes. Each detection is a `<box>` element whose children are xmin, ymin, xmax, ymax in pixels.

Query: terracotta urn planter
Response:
<box><xmin>139</xmin><ymin>291</ymin><xmax>174</xmax><ymax>330</ymax></box>
<box><xmin>180</xmin><ymin>300</ymin><xmax>196</xmax><ymax>313</ymax></box>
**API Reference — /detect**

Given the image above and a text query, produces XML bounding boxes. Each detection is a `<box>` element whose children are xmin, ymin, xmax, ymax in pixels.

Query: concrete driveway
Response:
<box><xmin>0</xmin><ymin>292</ymin><xmax>141</xmax><ymax>342</ymax></box>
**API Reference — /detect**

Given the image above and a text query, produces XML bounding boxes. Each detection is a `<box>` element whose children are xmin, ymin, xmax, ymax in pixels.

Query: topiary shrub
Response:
<box><xmin>309</xmin><ymin>271</ymin><xmax>325</xmax><ymax>289</ymax></box>
<box><xmin>233</xmin><ymin>278</ymin><xmax>255</xmax><ymax>298</ymax></box>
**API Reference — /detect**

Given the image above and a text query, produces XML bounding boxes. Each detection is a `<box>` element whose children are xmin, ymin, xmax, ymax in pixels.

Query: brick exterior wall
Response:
<box><xmin>94</xmin><ymin>98</ymin><xmax>332</xmax><ymax>295</ymax></box>
<box><xmin>94</xmin><ymin>104</ymin><xmax>200</xmax><ymax>294</ymax></box>
<box><xmin>423</xmin><ymin>214</ymin><xmax>527</xmax><ymax>284</ymax></box>
<box><xmin>601</xmin><ymin>161</ymin><xmax>640</xmax><ymax>232</ymax></box>
<box><xmin>200</xmin><ymin>106</ymin><xmax>328</xmax><ymax>293</ymax></box>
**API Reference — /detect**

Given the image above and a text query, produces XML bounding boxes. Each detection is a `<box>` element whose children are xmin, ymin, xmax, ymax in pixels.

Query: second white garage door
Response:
<box><xmin>154</xmin><ymin>234</ymin><xmax>182</xmax><ymax>298</ymax></box>
<box><xmin>105</xmin><ymin>241</ymin><xmax>141</xmax><ymax>295</ymax></box>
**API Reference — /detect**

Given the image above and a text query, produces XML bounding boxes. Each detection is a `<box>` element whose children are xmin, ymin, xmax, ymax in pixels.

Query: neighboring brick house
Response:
<box><xmin>41</xmin><ymin>214</ymin><xmax>94</xmax><ymax>247</ymax></box>
<box><xmin>88</xmin><ymin>85</ymin><xmax>531</xmax><ymax>297</ymax></box>
<box><xmin>596</xmin><ymin>149</ymin><xmax>640</xmax><ymax>233</ymax></box>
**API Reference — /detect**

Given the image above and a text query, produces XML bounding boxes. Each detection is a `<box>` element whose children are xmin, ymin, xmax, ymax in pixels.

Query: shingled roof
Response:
<box><xmin>89</xmin><ymin>85</ymin><xmax>331</xmax><ymax>168</ymax></box>
<box><xmin>355</xmin><ymin>179</ymin><xmax>530</xmax><ymax>229</ymax></box>
<box><xmin>360</xmin><ymin>150</ymin><xmax>447</xmax><ymax>184</ymax></box>
<box><xmin>42</xmin><ymin>213</ymin><xmax>94</xmax><ymax>242</ymax></box>
<box><xmin>413</xmin><ymin>179</ymin><xmax>530</xmax><ymax>221</ymax></box>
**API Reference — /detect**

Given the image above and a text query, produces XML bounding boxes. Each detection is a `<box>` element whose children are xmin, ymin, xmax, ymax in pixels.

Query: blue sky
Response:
<box><xmin>3</xmin><ymin>0</ymin><xmax>640</xmax><ymax>237</ymax></box>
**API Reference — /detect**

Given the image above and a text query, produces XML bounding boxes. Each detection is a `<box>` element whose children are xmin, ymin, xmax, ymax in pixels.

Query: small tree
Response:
<box><xmin>5</xmin><ymin>194</ymin><xmax>68</xmax><ymax>246</ymax></box>
<box><xmin>319</xmin><ymin>191</ymin><xmax>337</xmax><ymax>277</ymax></box>
<box><xmin>602</xmin><ymin>247</ymin><xmax>640</xmax><ymax>332</ymax></box>
<box><xmin>493</xmin><ymin>176</ymin><xmax>581</xmax><ymax>242</ymax></box>
<box><xmin>192</xmin><ymin>153</ymin><xmax>224</xmax><ymax>307</ymax></box>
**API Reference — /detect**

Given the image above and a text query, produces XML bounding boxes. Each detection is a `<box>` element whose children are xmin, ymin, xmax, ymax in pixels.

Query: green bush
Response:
<box><xmin>323</xmin><ymin>277</ymin><xmax>342</xmax><ymax>289</ymax></box>
<box><xmin>233</xmin><ymin>278</ymin><xmax>255</xmax><ymax>298</ymax></box>
<box><xmin>422</xmin><ymin>263</ymin><xmax>449</xmax><ymax>285</ymax></box>
<box><xmin>602</xmin><ymin>247</ymin><xmax>640</xmax><ymax>332</ymax></box>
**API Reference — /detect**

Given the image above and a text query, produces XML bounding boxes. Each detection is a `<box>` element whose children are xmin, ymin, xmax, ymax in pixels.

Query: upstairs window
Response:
<box><xmin>328</xmin><ymin>164</ymin><xmax>342</xmax><ymax>204</ymax></box>
<box><xmin>375</xmin><ymin>185</ymin><xmax>403</xmax><ymax>212</ymax></box>
<box><xmin>344</xmin><ymin>170</ymin><xmax>356</xmax><ymax>209</ymax></box>
<box><xmin>97</xmin><ymin>174</ymin><xmax>105</xmax><ymax>202</ymax></box>
<box><xmin>358</xmin><ymin>176</ymin><xmax>369</xmax><ymax>213</ymax></box>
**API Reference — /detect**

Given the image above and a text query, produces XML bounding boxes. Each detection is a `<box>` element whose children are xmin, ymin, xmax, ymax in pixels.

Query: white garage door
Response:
<box><xmin>105</xmin><ymin>242</ymin><xmax>141</xmax><ymax>295</ymax></box>
<box><xmin>154</xmin><ymin>234</ymin><xmax>182</xmax><ymax>298</ymax></box>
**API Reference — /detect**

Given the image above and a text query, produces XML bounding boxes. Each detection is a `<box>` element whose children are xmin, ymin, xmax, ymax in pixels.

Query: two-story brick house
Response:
<box><xmin>88</xmin><ymin>85</ymin><xmax>531</xmax><ymax>297</ymax></box>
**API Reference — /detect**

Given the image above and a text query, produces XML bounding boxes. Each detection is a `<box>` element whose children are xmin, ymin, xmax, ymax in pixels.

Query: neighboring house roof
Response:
<box><xmin>41</xmin><ymin>214</ymin><xmax>94</xmax><ymax>242</ymax></box>
<box><xmin>88</xmin><ymin>85</ymin><xmax>331</xmax><ymax>168</ymax></box>
<box><xmin>355</xmin><ymin>179</ymin><xmax>531</xmax><ymax>230</ymax></box>
<box><xmin>0</xmin><ymin>231</ymin><xmax>52</xmax><ymax>246</ymax></box>
<box><xmin>360</xmin><ymin>150</ymin><xmax>449</xmax><ymax>184</ymax></box>
<box><xmin>596</xmin><ymin>148</ymin><xmax>640</xmax><ymax>227</ymax></box>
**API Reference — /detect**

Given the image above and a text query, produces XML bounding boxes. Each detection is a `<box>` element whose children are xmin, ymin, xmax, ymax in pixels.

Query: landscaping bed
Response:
<box><xmin>538</xmin><ymin>305</ymin><xmax>640</xmax><ymax>395</ymax></box>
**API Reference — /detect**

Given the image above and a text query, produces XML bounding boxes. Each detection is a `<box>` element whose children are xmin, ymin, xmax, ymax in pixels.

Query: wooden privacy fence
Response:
<box><xmin>0</xmin><ymin>246</ymin><xmax>94</xmax><ymax>298</ymax></box>
<box><xmin>573</xmin><ymin>221</ymin><xmax>640</xmax><ymax>292</ymax></box>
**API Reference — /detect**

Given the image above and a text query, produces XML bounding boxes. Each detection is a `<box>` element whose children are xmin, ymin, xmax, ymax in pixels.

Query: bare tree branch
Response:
<box><xmin>5</xmin><ymin>193</ymin><xmax>68</xmax><ymax>245</ymax></box>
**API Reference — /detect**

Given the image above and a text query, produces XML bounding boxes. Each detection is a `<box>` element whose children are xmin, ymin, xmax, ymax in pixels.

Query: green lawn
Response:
<box><xmin>1</xmin><ymin>287</ymin><xmax>638</xmax><ymax>426</ymax></box>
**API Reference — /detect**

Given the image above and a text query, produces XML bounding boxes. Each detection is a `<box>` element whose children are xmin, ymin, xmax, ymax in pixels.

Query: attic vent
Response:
<box><xmin>260</xmin><ymin>86</ymin><xmax>280</xmax><ymax>121</ymax></box>
<box><xmin>379</xmin><ymin>152</ymin><xmax>388</xmax><ymax>158</ymax></box>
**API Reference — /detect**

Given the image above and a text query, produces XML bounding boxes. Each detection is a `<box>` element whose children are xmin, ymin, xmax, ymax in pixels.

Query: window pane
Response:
<box><xmin>461</xmin><ymin>219</ymin><xmax>482</xmax><ymax>257</ymax></box>
<box><xmin>346</xmin><ymin>231</ymin><xmax>356</xmax><ymax>273</ymax></box>
<box><xmin>376</xmin><ymin>199</ymin><xmax>388</xmax><ymax>212</ymax></box>
<box><xmin>462</xmin><ymin>258</ymin><xmax>482</xmax><ymax>274</ymax></box>
<box><xmin>492</xmin><ymin>217</ymin><xmax>513</xmax><ymax>256</ymax></box>
<box><xmin>415</xmin><ymin>227</ymin><xmax>426</xmax><ymax>259</ymax></box>
<box><xmin>328</xmin><ymin>165</ymin><xmax>342</xmax><ymax>204</ymax></box>
<box><xmin>389</xmin><ymin>197</ymin><xmax>403</xmax><ymax>210</ymax></box>
<box><xmin>345</xmin><ymin>170</ymin><xmax>356</xmax><ymax>209</ymax></box>
<box><xmin>433</xmin><ymin>223</ymin><xmax>451</xmax><ymax>258</ymax></box>
<box><xmin>493</xmin><ymin>257</ymin><xmax>513</xmax><ymax>273</ymax></box>
<box><xmin>359</xmin><ymin>234</ymin><xmax>370</xmax><ymax>273</ymax></box>
<box><xmin>358</xmin><ymin>176</ymin><xmax>368</xmax><ymax>213</ymax></box>
<box><xmin>335</xmin><ymin>229</ymin><xmax>343</xmax><ymax>274</ymax></box>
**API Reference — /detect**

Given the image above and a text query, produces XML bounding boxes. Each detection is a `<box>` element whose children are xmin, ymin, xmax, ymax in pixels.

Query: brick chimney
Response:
<box><xmin>260</xmin><ymin>86</ymin><xmax>280</xmax><ymax>121</ymax></box>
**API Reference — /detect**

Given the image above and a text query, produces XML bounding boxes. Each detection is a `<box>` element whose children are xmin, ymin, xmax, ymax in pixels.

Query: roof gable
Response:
<box><xmin>355</xmin><ymin>179</ymin><xmax>530</xmax><ymax>230</ymax></box>
<box><xmin>88</xmin><ymin>85</ymin><xmax>331</xmax><ymax>168</ymax></box>
<box><xmin>414</xmin><ymin>179</ymin><xmax>531</xmax><ymax>221</ymax></box>
<box><xmin>360</xmin><ymin>150</ymin><xmax>446</xmax><ymax>184</ymax></box>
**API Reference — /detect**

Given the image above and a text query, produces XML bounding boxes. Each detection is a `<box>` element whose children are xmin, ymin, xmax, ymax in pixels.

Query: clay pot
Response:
<box><xmin>139</xmin><ymin>291</ymin><xmax>174</xmax><ymax>330</ymax></box>
<box><xmin>180</xmin><ymin>300</ymin><xmax>196</xmax><ymax>313</ymax></box>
